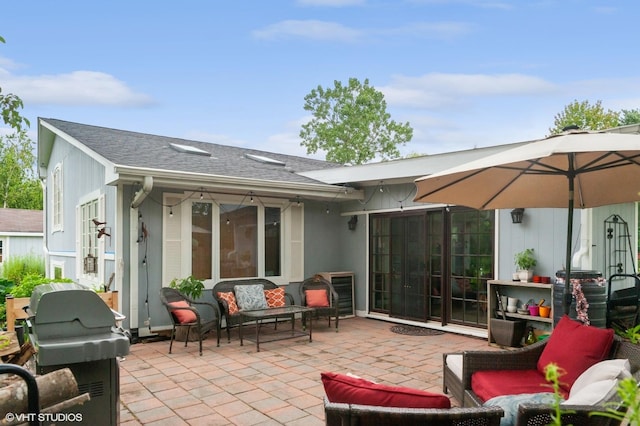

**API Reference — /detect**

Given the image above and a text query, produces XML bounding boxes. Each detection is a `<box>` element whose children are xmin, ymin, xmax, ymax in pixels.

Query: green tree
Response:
<box><xmin>0</xmin><ymin>36</ymin><xmax>29</xmax><ymax>132</ymax></box>
<box><xmin>0</xmin><ymin>131</ymin><xmax>42</xmax><ymax>209</ymax></box>
<box><xmin>548</xmin><ymin>99</ymin><xmax>620</xmax><ymax>135</ymax></box>
<box><xmin>620</xmin><ymin>108</ymin><xmax>640</xmax><ymax>126</ymax></box>
<box><xmin>300</xmin><ymin>77</ymin><xmax>413</xmax><ymax>165</ymax></box>
<box><xmin>0</xmin><ymin>35</ymin><xmax>41</xmax><ymax>209</ymax></box>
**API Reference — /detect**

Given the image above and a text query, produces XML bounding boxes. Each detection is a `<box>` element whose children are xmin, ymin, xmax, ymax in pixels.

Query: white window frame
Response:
<box><xmin>75</xmin><ymin>191</ymin><xmax>105</xmax><ymax>287</ymax></box>
<box><xmin>0</xmin><ymin>238</ymin><xmax>4</xmax><ymax>264</ymax></box>
<box><xmin>52</xmin><ymin>163</ymin><xmax>63</xmax><ymax>232</ymax></box>
<box><xmin>50</xmin><ymin>260</ymin><xmax>65</xmax><ymax>279</ymax></box>
<box><xmin>162</xmin><ymin>192</ymin><xmax>304</xmax><ymax>287</ymax></box>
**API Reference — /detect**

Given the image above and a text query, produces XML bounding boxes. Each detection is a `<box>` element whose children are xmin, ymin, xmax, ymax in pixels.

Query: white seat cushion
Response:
<box><xmin>445</xmin><ymin>354</ymin><xmax>463</xmax><ymax>380</ymax></box>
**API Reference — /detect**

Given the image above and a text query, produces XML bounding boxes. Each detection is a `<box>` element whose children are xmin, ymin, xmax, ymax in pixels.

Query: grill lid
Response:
<box><xmin>29</xmin><ymin>283</ymin><xmax>129</xmax><ymax>365</ymax></box>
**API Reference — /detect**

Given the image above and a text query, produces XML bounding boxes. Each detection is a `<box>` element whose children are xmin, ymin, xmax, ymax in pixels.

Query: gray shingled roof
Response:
<box><xmin>41</xmin><ymin>118</ymin><xmax>343</xmax><ymax>185</ymax></box>
<box><xmin>0</xmin><ymin>208</ymin><xmax>43</xmax><ymax>233</ymax></box>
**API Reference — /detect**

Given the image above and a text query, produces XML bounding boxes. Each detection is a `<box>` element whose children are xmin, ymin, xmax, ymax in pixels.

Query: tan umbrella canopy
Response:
<box><xmin>414</xmin><ymin>129</ymin><xmax>640</xmax><ymax>315</ymax></box>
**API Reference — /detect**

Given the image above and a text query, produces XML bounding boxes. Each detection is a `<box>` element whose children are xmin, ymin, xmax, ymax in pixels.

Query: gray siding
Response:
<box><xmin>45</xmin><ymin>134</ymin><xmax>117</xmax><ymax>283</ymax></box>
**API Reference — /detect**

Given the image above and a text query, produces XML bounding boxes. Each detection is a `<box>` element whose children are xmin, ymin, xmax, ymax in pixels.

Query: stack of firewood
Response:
<box><xmin>0</xmin><ymin>331</ymin><xmax>90</xmax><ymax>425</ymax></box>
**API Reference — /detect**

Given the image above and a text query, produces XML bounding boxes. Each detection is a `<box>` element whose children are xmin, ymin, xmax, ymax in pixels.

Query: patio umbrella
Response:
<box><xmin>413</xmin><ymin>129</ymin><xmax>640</xmax><ymax>315</ymax></box>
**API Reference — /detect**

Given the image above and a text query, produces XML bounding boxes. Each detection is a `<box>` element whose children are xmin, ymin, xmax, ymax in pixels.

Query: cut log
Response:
<box><xmin>4</xmin><ymin>342</ymin><xmax>36</xmax><ymax>366</ymax></box>
<box><xmin>0</xmin><ymin>368</ymin><xmax>79</xmax><ymax>418</ymax></box>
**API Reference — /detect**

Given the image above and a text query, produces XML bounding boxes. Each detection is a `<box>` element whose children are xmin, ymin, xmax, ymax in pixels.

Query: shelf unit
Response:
<box><xmin>487</xmin><ymin>280</ymin><xmax>554</xmax><ymax>346</ymax></box>
<box><xmin>318</xmin><ymin>271</ymin><xmax>355</xmax><ymax>318</ymax></box>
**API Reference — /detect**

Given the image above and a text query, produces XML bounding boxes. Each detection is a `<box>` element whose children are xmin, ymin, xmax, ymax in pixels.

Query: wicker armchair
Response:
<box><xmin>300</xmin><ymin>275</ymin><xmax>340</xmax><ymax>332</ymax></box>
<box><xmin>324</xmin><ymin>397</ymin><xmax>503</xmax><ymax>426</ymax></box>
<box><xmin>159</xmin><ymin>287</ymin><xmax>221</xmax><ymax>356</ymax></box>
<box><xmin>443</xmin><ymin>336</ymin><xmax>640</xmax><ymax>426</ymax></box>
<box><xmin>212</xmin><ymin>278</ymin><xmax>294</xmax><ymax>342</ymax></box>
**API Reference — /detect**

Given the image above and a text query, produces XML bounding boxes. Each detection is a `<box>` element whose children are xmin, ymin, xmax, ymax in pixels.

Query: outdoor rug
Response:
<box><xmin>390</xmin><ymin>325</ymin><xmax>444</xmax><ymax>336</ymax></box>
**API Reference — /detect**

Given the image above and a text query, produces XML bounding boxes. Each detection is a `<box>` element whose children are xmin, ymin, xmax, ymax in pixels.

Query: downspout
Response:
<box><xmin>131</xmin><ymin>176</ymin><xmax>153</xmax><ymax>208</ymax></box>
<box><xmin>129</xmin><ymin>175</ymin><xmax>152</xmax><ymax>336</ymax></box>
<box><xmin>572</xmin><ymin>209</ymin><xmax>592</xmax><ymax>270</ymax></box>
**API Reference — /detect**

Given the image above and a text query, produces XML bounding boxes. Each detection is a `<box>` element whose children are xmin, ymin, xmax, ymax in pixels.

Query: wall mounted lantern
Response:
<box><xmin>510</xmin><ymin>208</ymin><xmax>525</xmax><ymax>224</ymax></box>
<box><xmin>348</xmin><ymin>215</ymin><xmax>358</xmax><ymax>230</ymax></box>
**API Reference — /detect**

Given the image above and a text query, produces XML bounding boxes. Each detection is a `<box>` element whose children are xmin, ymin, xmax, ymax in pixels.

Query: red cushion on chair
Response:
<box><xmin>537</xmin><ymin>315</ymin><xmax>614</xmax><ymax>391</ymax></box>
<box><xmin>321</xmin><ymin>372</ymin><xmax>451</xmax><ymax>408</ymax></box>
<box><xmin>306</xmin><ymin>289</ymin><xmax>329</xmax><ymax>307</ymax></box>
<box><xmin>264</xmin><ymin>288</ymin><xmax>286</xmax><ymax>308</ymax></box>
<box><xmin>471</xmin><ymin>369</ymin><xmax>568</xmax><ymax>402</ymax></box>
<box><xmin>168</xmin><ymin>301</ymin><xmax>197</xmax><ymax>324</ymax></box>
<box><xmin>217</xmin><ymin>292</ymin><xmax>239</xmax><ymax>315</ymax></box>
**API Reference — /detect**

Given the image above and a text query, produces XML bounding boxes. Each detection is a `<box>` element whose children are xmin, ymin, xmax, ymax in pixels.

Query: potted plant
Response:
<box><xmin>515</xmin><ymin>248</ymin><xmax>536</xmax><ymax>281</ymax></box>
<box><xmin>169</xmin><ymin>275</ymin><xmax>204</xmax><ymax>300</ymax></box>
<box><xmin>168</xmin><ymin>276</ymin><xmax>205</xmax><ymax>342</ymax></box>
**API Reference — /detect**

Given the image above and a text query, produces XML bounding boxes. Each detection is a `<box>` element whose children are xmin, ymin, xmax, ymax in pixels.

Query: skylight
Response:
<box><xmin>169</xmin><ymin>143</ymin><xmax>211</xmax><ymax>157</ymax></box>
<box><xmin>245</xmin><ymin>153</ymin><xmax>285</xmax><ymax>166</ymax></box>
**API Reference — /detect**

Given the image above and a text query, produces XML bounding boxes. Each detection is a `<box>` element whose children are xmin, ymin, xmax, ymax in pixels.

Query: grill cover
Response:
<box><xmin>30</xmin><ymin>283</ymin><xmax>129</xmax><ymax>366</ymax></box>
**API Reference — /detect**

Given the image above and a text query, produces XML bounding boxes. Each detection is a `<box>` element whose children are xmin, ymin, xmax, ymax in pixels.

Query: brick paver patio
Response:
<box><xmin>119</xmin><ymin>317</ymin><xmax>494</xmax><ymax>425</ymax></box>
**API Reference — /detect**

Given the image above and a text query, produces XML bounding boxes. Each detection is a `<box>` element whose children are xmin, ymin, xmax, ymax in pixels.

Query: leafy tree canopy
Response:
<box><xmin>300</xmin><ymin>77</ymin><xmax>413</xmax><ymax>165</ymax></box>
<box><xmin>549</xmin><ymin>99</ymin><xmax>640</xmax><ymax>135</ymax></box>
<box><xmin>0</xmin><ymin>35</ymin><xmax>41</xmax><ymax>209</ymax></box>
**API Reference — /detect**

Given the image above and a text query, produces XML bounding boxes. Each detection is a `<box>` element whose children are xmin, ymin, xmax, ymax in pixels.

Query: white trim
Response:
<box><xmin>0</xmin><ymin>232</ymin><xmax>44</xmax><ymax>237</ymax></box>
<box><xmin>51</xmin><ymin>163</ymin><xmax>63</xmax><ymax>232</ymax></box>
<box><xmin>50</xmin><ymin>260</ymin><xmax>65</xmax><ymax>279</ymax></box>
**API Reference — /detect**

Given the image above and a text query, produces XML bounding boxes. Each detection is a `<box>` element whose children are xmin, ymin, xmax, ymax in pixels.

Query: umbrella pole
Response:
<box><xmin>563</xmin><ymin>176</ymin><xmax>575</xmax><ymax>315</ymax></box>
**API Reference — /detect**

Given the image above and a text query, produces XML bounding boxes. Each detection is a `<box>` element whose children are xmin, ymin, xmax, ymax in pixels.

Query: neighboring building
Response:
<box><xmin>0</xmin><ymin>208</ymin><xmax>44</xmax><ymax>265</ymax></box>
<box><xmin>37</xmin><ymin>118</ymin><xmax>638</xmax><ymax>339</ymax></box>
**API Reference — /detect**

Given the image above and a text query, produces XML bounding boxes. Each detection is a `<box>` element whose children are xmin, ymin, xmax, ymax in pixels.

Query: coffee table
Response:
<box><xmin>239</xmin><ymin>305</ymin><xmax>315</xmax><ymax>352</ymax></box>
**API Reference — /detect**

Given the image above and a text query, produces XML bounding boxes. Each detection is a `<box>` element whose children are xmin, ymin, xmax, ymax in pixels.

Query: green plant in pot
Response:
<box><xmin>514</xmin><ymin>248</ymin><xmax>536</xmax><ymax>282</ymax></box>
<box><xmin>168</xmin><ymin>276</ymin><xmax>205</xmax><ymax>342</ymax></box>
<box><xmin>169</xmin><ymin>275</ymin><xmax>204</xmax><ymax>300</ymax></box>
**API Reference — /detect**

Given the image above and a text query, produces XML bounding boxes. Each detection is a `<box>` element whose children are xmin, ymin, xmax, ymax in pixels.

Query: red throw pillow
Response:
<box><xmin>306</xmin><ymin>289</ymin><xmax>329</xmax><ymax>307</ymax></box>
<box><xmin>168</xmin><ymin>301</ymin><xmax>197</xmax><ymax>324</ymax></box>
<box><xmin>537</xmin><ymin>315</ymin><xmax>614</xmax><ymax>391</ymax></box>
<box><xmin>217</xmin><ymin>291</ymin><xmax>239</xmax><ymax>315</ymax></box>
<box><xmin>321</xmin><ymin>372</ymin><xmax>451</xmax><ymax>408</ymax></box>
<box><xmin>264</xmin><ymin>288</ymin><xmax>286</xmax><ymax>308</ymax></box>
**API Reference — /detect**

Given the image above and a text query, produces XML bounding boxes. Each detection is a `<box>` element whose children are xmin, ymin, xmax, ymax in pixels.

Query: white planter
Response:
<box><xmin>518</xmin><ymin>270</ymin><xmax>533</xmax><ymax>282</ymax></box>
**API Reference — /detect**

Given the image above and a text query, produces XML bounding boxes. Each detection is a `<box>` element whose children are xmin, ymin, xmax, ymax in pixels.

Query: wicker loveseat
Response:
<box><xmin>211</xmin><ymin>278</ymin><xmax>294</xmax><ymax>342</ymax></box>
<box><xmin>324</xmin><ymin>397</ymin><xmax>504</xmax><ymax>426</ymax></box>
<box><xmin>443</xmin><ymin>317</ymin><xmax>640</xmax><ymax>426</ymax></box>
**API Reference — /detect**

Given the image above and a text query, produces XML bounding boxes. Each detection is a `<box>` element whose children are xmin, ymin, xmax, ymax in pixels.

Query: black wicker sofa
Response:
<box><xmin>211</xmin><ymin>278</ymin><xmax>294</xmax><ymax>342</ymax></box>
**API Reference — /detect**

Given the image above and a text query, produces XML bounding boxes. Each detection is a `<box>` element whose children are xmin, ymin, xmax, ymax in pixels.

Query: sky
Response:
<box><xmin>2</xmin><ymin>0</ymin><xmax>639</xmax><ymax>161</ymax></box>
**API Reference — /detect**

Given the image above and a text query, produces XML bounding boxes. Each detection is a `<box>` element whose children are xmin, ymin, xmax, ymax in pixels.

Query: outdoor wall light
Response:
<box><xmin>348</xmin><ymin>215</ymin><xmax>358</xmax><ymax>230</ymax></box>
<box><xmin>511</xmin><ymin>208</ymin><xmax>525</xmax><ymax>224</ymax></box>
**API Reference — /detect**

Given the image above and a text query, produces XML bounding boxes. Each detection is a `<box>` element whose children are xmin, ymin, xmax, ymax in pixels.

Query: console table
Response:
<box><xmin>239</xmin><ymin>305</ymin><xmax>315</xmax><ymax>352</ymax></box>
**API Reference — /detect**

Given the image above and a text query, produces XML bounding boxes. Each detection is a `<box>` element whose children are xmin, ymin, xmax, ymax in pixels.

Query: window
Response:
<box><xmin>80</xmin><ymin>199</ymin><xmax>99</xmax><ymax>275</ymax></box>
<box><xmin>192</xmin><ymin>202</ymin><xmax>212</xmax><ymax>280</ymax></box>
<box><xmin>52</xmin><ymin>164</ymin><xmax>63</xmax><ymax>231</ymax></box>
<box><xmin>51</xmin><ymin>261</ymin><xmax>65</xmax><ymax>279</ymax></box>
<box><xmin>220</xmin><ymin>204</ymin><xmax>258</xmax><ymax>278</ymax></box>
<box><xmin>264</xmin><ymin>207</ymin><xmax>281</xmax><ymax>276</ymax></box>
<box><xmin>0</xmin><ymin>239</ymin><xmax>3</xmax><ymax>263</ymax></box>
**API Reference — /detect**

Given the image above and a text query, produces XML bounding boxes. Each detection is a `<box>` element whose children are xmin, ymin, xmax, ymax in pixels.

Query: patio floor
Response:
<box><xmin>119</xmin><ymin>316</ymin><xmax>496</xmax><ymax>425</ymax></box>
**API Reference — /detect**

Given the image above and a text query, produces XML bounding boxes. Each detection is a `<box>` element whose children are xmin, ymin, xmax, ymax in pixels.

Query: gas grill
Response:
<box><xmin>27</xmin><ymin>282</ymin><xmax>130</xmax><ymax>425</ymax></box>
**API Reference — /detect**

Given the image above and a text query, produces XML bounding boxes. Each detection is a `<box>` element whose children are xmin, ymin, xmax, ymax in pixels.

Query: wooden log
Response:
<box><xmin>4</xmin><ymin>342</ymin><xmax>36</xmax><ymax>366</ymax></box>
<box><xmin>0</xmin><ymin>368</ymin><xmax>79</xmax><ymax>418</ymax></box>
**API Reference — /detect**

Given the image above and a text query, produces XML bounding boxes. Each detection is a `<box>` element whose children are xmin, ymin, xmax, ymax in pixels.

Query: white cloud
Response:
<box><xmin>380</xmin><ymin>73</ymin><xmax>558</xmax><ymax>109</ymax></box>
<box><xmin>252</xmin><ymin>20</ymin><xmax>364</xmax><ymax>42</ymax></box>
<box><xmin>1</xmin><ymin>69</ymin><xmax>154</xmax><ymax>106</ymax></box>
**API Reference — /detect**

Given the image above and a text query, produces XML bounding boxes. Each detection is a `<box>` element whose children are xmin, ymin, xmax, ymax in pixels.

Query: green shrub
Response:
<box><xmin>9</xmin><ymin>274</ymin><xmax>72</xmax><ymax>298</ymax></box>
<box><xmin>0</xmin><ymin>254</ymin><xmax>45</xmax><ymax>286</ymax></box>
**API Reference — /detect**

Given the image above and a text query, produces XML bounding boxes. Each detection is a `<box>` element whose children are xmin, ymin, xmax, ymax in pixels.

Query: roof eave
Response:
<box><xmin>110</xmin><ymin>165</ymin><xmax>365</xmax><ymax>201</ymax></box>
